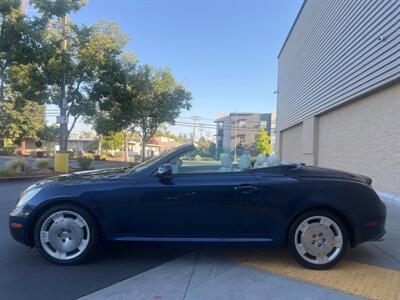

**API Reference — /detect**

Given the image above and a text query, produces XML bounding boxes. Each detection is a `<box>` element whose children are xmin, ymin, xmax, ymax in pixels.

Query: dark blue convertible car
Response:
<box><xmin>9</xmin><ymin>144</ymin><xmax>386</xmax><ymax>269</ymax></box>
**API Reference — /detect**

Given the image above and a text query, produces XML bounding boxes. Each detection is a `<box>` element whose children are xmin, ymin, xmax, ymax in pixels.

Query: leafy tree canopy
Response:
<box><xmin>30</xmin><ymin>0</ymin><xmax>87</xmax><ymax>17</ymax></box>
<box><xmin>10</xmin><ymin>19</ymin><xmax>129</xmax><ymax>136</ymax></box>
<box><xmin>91</xmin><ymin>64</ymin><xmax>192</xmax><ymax>161</ymax></box>
<box><xmin>255</xmin><ymin>128</ymin><xmax>272</xmax><ymax>155</ymax></box>
<box><xmin>0</xmin><ymin>0</ymin><xmax>48</xmax><ymax>100</ymax></box>
<box><xmin>38</xmin><ymin>124</ymin><xmax>60</xmax><ymax>141</ymax></box>
<box><xmin>102</xmin><ymin>131</ymin><xmax>124</xmax><ymax>151</ymax></box>
<box><xmin>0</xmin><ymin>92</ymin><xmax>45</xmax><ymax>144</ymax></box>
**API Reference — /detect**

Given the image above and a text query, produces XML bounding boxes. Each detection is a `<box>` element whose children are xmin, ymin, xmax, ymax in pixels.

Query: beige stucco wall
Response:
<box><xmin>318</xmin><ymin>82</ymin><xmax>400</xmax><ymax>195</ymax></box>
<box><xmin>280</xmin><ymin>123</ymin><xmax>303</xmax><ymax>162</ymax></box>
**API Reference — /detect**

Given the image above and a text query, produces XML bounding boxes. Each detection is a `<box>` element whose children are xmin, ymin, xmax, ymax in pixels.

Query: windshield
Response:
<box><xmin>129</xmin><ymin>146</ymin><xmax>184</xmax><ymax>173</ymax></box>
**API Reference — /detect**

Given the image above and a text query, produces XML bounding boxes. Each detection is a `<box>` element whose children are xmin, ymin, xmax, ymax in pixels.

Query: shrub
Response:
<box><xmin>194</xmin><ymin>154</ymin><xmax>202</xmax><ymax>161</ymax></box>
<box><xmin>105</xmin><ymin>152</ymin><xmax>114</xmax><ymax>158</ymax></box>
<box><xmin>36</xmin><ymin>159</ymin><xmax>52</xmax><ymax>170</ymax></box>
<box><xmin>0</xmin><ymin>146</ymin><xmax>17</xmax><ymax>156</ymax></box>
<box><xmin>6</xmin><ymin>157</ymin><xmax>32</xmax><ymax>173</ymax></box>
<box><xmin>93</xmin><ymin>155</ymin><xmax>101</xmax><ymax>161</ymax></box>
<box><xmin>77</xmin><ymin>156</ymin><xmax>93</xmax><ymax>170</ymax></box>
<box><xmin>0</xmin><ymin>169</ymin><xmax>11</xmax><ymax>177</ymax></box>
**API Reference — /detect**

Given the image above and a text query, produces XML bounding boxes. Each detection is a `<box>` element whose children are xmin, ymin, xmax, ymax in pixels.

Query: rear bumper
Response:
<box><xmin>352</xmin><ymin>198</ymin><xmax>386</xmax><ymax>246</ymax></box>
<box><xmin>376</xmin><ymin>233</ymin><xmax>385</xmax><ymax>242</ymax></box>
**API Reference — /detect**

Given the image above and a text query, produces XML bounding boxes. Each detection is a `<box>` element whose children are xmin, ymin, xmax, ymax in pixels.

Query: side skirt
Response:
<box><xmin>112</xmin><ymin>237</ymin><xmax>273</xmax><ymax>243</ymax></box>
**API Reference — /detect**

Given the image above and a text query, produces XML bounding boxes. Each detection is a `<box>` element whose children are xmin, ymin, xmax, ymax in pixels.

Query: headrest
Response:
<box><xmin>253</xmin><ymin>154</ymin><xmax>268</xmax><ymax>169</ymax></box>
<box><xmin>239</xmin><ymin>154</ymin><xmax>252</xmax><ymax>171</ymax></box>
<box><xmin>256</xmin><ymin>154</ymin><xmax>267</xmax><ymax>164</ymax></box>
<box><xmin>220</xmin><ymin>153</ymin><xmax>232</xmax><ymax>167</ymax></box>
<box><xmin>267</xmin><ymin>154</ymin><xmax>281</xmax><ymax>167</ymax></box>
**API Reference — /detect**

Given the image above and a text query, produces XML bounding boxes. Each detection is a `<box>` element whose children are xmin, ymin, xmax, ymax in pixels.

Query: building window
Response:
<box><xmin>237</xmin><ymin>134</ymin><xmax>246</xmax><ymax>144</ymax></box>
<box><xmin>216</xmin><ymin>121</ymin><xmax>224</xmax><ymax>129</ymax></box>
<box><xmin>260</xmin><ymin>120</ymin><xmax>267</xmax><ymax>129</ymax></box>
<box><xmin>238</xmin><ymin>119</ymin><xmax>246</xmax><ymax>128</ymax></box>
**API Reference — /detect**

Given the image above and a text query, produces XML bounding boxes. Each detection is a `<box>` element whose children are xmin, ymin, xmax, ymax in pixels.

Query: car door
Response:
<box><xmin>132</xmin><ymin>171</ymin><xmax>263</xmax><ymax>238</ymax></box>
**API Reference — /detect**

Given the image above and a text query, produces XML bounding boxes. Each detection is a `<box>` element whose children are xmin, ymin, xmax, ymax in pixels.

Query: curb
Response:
<box><xmin>377</xmin><ymin>190</ymin><xmax>400</xmax><ymax>208</ymax></box>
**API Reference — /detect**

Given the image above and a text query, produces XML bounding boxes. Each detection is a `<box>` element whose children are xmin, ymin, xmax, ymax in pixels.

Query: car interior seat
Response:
<box><xmin>218</xmin><ymin>153</ymin><xmax>232</xmax><ymax>172</ymax></box>
<box><xmin>267</xmin><ymin>154</ymin><xmax>281</xmax><ymax>167</ymax></box>
<box><xmin>253</xmin><ymin>154</ymin><xmax>268</xmax><ymax>169</ymax></box>
<box><xmin>239</xmin><ymin>154</ymin><xmax>252</xmax><ymax>171</ymax></box>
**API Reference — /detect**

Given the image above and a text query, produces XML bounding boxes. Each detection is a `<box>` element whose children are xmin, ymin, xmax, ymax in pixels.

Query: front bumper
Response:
<box><xmin>9</xmin><ymin>207</ymin><xmax>32</xmax><ymax>246</ymax></box>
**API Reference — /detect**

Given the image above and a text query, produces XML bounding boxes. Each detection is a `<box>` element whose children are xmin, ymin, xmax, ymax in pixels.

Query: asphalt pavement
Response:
<box><xmin>0</xmin><ymin>180</ymin><xmax>189</xmax><ymax>300</ymax></box>
<box><xmin>1</xmin><ymin>180</ymin><xmax>399</xmax><ymax>300</ymax></box>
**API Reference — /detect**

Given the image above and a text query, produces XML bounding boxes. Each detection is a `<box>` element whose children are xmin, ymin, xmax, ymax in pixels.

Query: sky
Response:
<box><xmin>49</xmin><ymin>0</ymin><xmax>303</xmax><ymax>136</ymax></box>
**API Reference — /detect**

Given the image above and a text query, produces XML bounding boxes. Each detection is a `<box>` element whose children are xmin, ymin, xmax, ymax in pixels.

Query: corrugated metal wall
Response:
<box><xmin>277</xmin><ymin>0</ymin><xmax>400</xmax><ymax>131</ymax></box>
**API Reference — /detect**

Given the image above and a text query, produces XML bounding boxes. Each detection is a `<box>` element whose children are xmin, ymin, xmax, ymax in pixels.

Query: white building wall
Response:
<box><xmin>318</xmin><ymin>82</ymin><xmax>400</xmax><ymax>195</ymax></box>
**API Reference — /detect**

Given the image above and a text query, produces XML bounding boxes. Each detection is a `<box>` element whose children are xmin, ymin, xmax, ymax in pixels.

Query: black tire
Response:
<box><xmin>34</xmin><ymin>204</ymin><xmax>98</xmax><ymax>265</ymax></box>
<box><xmin>288</xmin><ymin>210</ymin><xmax>349</xmax><ymax>270</ymax></box>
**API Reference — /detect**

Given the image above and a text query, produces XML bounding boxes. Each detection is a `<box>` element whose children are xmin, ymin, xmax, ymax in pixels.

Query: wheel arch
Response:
<box><xmin>26</xmin><ymin>199</ymin><xmax>104</xmax><ymax>247</ymax></box>
<box><xmin>285</xmin><ymin>205</ymin><xmax>356</xmax><ymax>247</ymax></box>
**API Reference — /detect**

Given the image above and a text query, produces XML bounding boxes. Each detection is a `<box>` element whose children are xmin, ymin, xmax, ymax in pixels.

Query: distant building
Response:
<box><xmin>215</xmin><ymin>112</ymin><xmax>276</xmax><ymax>156</ymax></box>
<box><xmin>276</xmin><ymin>0</ymin><xmax>400</xmax><ymax>195</ymax></box>
<box><xmin>22</xmin><ymin>137</ymin><xmax>97</xmax><ymax>154</ymax></box>
<box><xmin>127</xmin><ymin>139</ymin><xmax>160</xmax><ymax>159</ymax></box>
<box><xmin>148</xmin><ymin>136</ymin><xmax>183</xmax><ymax>153</ymax></box>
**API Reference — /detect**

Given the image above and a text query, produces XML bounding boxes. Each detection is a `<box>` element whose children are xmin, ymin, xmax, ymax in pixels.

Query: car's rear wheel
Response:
<box><xmin>34</xmin><ymin>204</ymin><xmax>98</xmax><ymax>265</ymax></box>
<box><xmin>288</xmin><ymin>210</ymin><xmax>349</xmax><ymax>270</ymax></box>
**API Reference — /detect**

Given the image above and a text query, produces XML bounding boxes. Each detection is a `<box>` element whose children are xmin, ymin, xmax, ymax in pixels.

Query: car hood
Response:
<box><xmin>293</xmin><ymin>165</ymin><xmax>372</xmax><ymax>185</ymax></box>
<box><xmin>36</xmin><ymin>167</ymin><xmax>136</xmax><ymax>187</ymax></box>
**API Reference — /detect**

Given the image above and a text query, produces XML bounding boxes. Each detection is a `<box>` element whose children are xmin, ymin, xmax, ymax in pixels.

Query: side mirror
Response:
<box><xmin>156</xmin><ymin>163</ymin><xmax>173</xmax><ymax>179</ymax></box>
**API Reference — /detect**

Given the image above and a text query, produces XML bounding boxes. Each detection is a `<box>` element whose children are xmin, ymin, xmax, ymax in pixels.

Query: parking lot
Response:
<box><xmin>1</xmin><ymin>180</ymin><xmax>399</xmax><ymax>300</ymax></box>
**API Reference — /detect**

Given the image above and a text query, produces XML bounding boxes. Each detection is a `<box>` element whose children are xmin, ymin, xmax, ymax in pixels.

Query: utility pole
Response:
<box><xmin>199</xmin><ymin>122</ymin><xmax>203</xmax><ymax>140</ymax></box>
<box><xmin>60</xmin><ymin>15</ymin><xmax>68</xmax><ymax>152</ymax></box>
<box><xmin>55</xmin><ymin>15</ymin><xmax>69</xmax><ymax>172</ymax></box>
<box><xmin>191</xmin><ymin>116</ymin><xmax>201</xmax><ymax>143</ymax></box>
<box><xmin>233</xmin><ymin>111</ymin><xmax>238</xmax><ymax>161</ymax></box>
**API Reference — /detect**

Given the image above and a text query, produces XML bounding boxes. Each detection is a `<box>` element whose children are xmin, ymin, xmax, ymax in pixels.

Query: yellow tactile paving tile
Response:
<box><xmin>229</xmin><ymin>249</ymin><xmax>400</xmax><ymax>300</ymax></box>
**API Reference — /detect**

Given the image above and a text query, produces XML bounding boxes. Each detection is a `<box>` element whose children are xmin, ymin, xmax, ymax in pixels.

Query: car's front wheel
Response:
<box><xmin>288</xmin><ymin>210</ymin><xmax>349</xmax><ymax>270</ymax></box>
<box><xmin>34</xmin><ymin>204</ymin><xmax>98</xmax><ymax>265</ymax></box>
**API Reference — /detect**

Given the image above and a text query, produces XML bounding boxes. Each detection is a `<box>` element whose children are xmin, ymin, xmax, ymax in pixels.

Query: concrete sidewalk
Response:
<box><xmin>80</xmin><ymin>201</ymin><xmax>400</xmax><ymax>300</ymax></box>
<box><xmin>80</xmin><ymin>250</ymin><xmax>361</xmax><ymax>300</ymax></box>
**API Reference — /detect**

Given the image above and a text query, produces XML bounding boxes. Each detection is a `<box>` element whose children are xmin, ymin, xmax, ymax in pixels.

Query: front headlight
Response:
<box><xmin>16</xmin><ymin>187</ymin><xmax>41</xmax><ymax>208</ymax></box>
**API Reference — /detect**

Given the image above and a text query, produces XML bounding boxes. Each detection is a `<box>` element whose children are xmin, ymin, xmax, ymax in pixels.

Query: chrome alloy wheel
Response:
<box><xmin>294</xmin><ymin>216</ymin><xmax>343</xmax><ymax>265</ymax></box>
<box><xmin>39</xmin><ymin>211</ymin><xmax>90</xmax><ymax>261</ymax></box>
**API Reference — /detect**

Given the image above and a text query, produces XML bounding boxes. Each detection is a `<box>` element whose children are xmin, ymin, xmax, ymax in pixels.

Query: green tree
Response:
<box><xmin>0</xmin><ymin>94</ymin><xmax>45</xmax><ymax>144</ymax></box>
<box><xmin>0</xmin><ymin>0</ymin><xmax>47</xmax><ymax>101</ymax></box>
<box><xmin>10</xmin><ymin>16</ymin><xmax>129</xmax><ymax>139</ymax></box>
<box><xmin>92</xmin><ymin>65</ymin><xmax>192</xmax><ymax>162</ymax></box>
<box><xmin>152</xmin><ymin>124</ymin><xmax>180</xmax><ymax>140</ymax></box>
<box><xmin>130</xmin><ymin>66</ymin><xmax>192</xmax><ymax>161</ymax></box>
<box><xmin>102</xmin><ymin>131</ymin><xmax>124</xmax><ymax>151</ymax></box>
<box><xmin>38</xmin><ymin>124</ymin><xmax>60</xmax><ymax>141</ymax></box>
<box><xmin>30</xmin><ymin>0</ymin><xmax>87</xmax><ymax>17</ymax></box>
<box><xmin>255</xmin><ymin>128</ymin><xmax>272</xmax><ymax>155</ymax></box>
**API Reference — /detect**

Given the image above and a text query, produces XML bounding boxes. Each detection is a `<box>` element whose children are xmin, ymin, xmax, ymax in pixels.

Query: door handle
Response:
<box><xmin>234</xmin><ymin>185</ymin><xmax>258</xmax><ymax>194</ymax></box>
